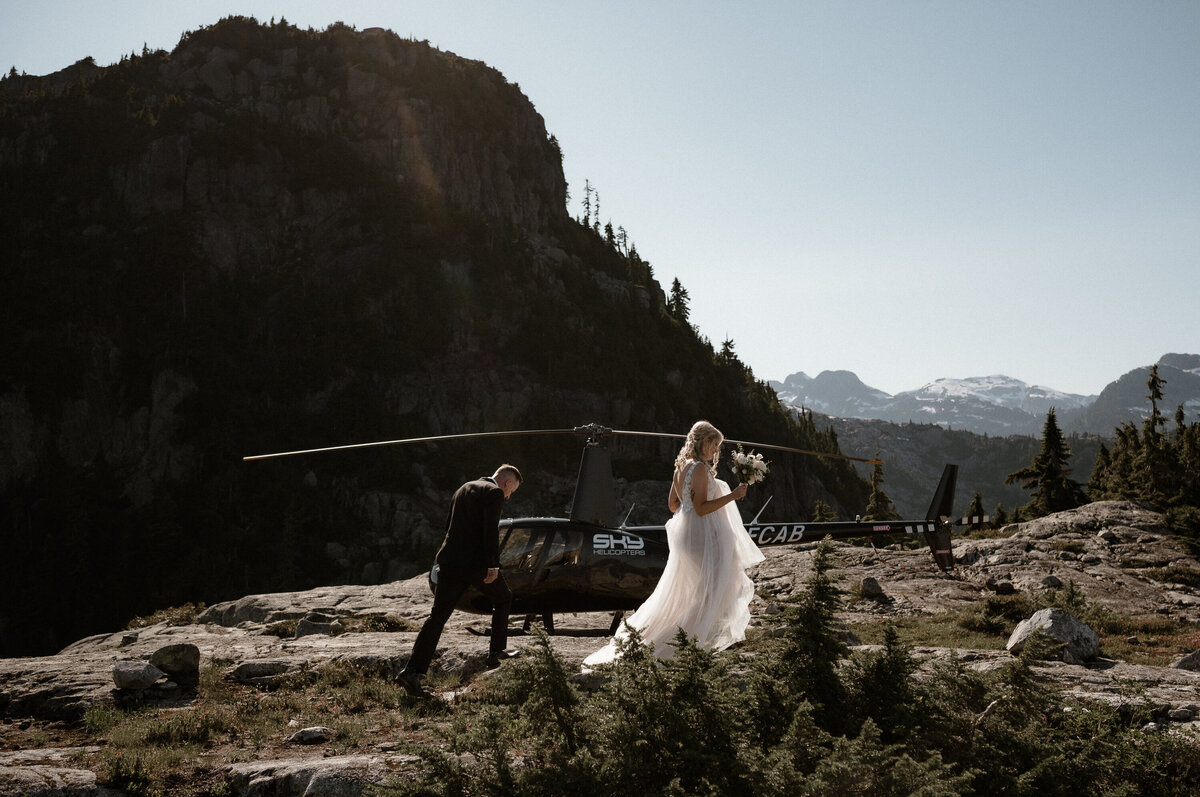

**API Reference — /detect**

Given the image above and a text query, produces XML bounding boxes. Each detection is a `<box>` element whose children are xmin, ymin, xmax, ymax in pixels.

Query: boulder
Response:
<box><xmin>288</xmin><ymin>725</ymin><xmax>334</xmax><ymax>744</ymax></box>
<box><xmin>225</xmin><ymin>754</ymin><xmax>419</xmax><ymax>796</ymax></box>
<box><xmin>859</xmin><ymin>577</ymin><xmax>884</xmax><ymax>599</ymax></box>
<box><xmin>231</xmin><ymin>660</ymin><xmax>305</xmax><ymax>687</ymax></box>
<box><xmin>985</xmin><ymin>576</ymin><xmax>1016</xmax><ymax>595</ymax></box>
<box><xmin>150</xmin><ymin>642</ymin><xmax>201</xmax><ymax>690</ymax></box>
<box><xmin>112</xmin><ymin>660</ymin><xmax>165</xmax><ymax>690</ymax></box>
<box><xmin>1169</xmin><ymin>649</ymin><xmax>1200</xmax><ymax>671</ymax></box>
<box><xmin>1006</xmin><ymin>608</ymin><xmax>1099</xmax><ymax>664</ymax></box>
<box><xmin>0</xmin><ymin>749</ymin><xmax>120</xmax><ymax>797</ymax></box>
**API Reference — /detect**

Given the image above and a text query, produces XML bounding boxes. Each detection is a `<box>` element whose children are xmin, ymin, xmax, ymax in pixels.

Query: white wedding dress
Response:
<box><xmin>584</xmin><ymin>460</ymin><xmax>765</xmax><ymax>664</ymax></box>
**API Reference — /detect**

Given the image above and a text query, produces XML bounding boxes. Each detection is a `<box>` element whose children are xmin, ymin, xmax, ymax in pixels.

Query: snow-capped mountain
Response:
<box><xmin>901</xmin><ymin>375</ymin><xmax>1092</xmax><ymax>415</ymax></box>
<box><xmin>771</xmin><ymin>354</ymin><xmax>1200</xmax><ymax>437</ymax></box>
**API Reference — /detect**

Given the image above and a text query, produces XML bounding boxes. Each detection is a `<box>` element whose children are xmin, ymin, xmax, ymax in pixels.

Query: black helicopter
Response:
<box><xmin>246</xmin><ymin>422</ymin><xmax>967</xmax><ymax>634</ymax></box>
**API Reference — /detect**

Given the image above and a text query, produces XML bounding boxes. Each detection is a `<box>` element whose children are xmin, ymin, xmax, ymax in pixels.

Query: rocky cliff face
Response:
<box><xmin>0</xmin><ymin>18</ymin><xmax>850</xmax><ymax>657</ymax></box>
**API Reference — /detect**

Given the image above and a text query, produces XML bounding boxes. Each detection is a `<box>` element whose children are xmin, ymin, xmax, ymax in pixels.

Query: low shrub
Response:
<box><xmin>125</xmin><ymin>602</ymin><xmax>205</xmax><ymax>629</ymax></box>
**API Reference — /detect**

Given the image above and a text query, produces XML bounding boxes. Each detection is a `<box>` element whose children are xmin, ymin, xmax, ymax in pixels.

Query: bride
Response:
<box><xmin>584</xmin><ymin>420</ymin><xmax>765</xmax><ymax>664</ymax></box>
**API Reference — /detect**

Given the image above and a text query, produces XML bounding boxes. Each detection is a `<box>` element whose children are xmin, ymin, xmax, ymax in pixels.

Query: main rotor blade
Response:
<box><xmin>243</xmin><ymin>428</ymin><xmax>579</xmax><ymax>462</ymax></box>
<box><xmin>608</xmin><ymin>429</ymin><xmax>883</xmax><ymax>465</ymax></box>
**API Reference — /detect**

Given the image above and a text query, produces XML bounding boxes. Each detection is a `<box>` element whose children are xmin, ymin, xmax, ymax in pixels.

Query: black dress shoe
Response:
<box><xmin>397</xmin><ymin>671</ymin><xmax>433</xmax><ymax>698</ymax></box>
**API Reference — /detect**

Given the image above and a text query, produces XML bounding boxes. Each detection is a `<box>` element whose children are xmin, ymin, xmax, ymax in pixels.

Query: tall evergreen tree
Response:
<box><xmin>861</xmin><ymin>454</ymin><xmax>899</xmax><ymax>521</ymax></box>
<box><xmin>718</xmin><ymin>337</ymin><xmax>737</xmax><ymax>365</ymax></box>
<box><xmin>772</xmin><ymin>539</ymin><xmax>850</xmax><ymax>734</ymax></box>
<box><xmin>667</xmin><ymin>277</ymin><xmax>690</xmax><ymax>324</ymax></box>
<box><xmin>1087</xmin><ymin>442</ymin><xmax>1113</xmax><ymax>500</ymax></box>
<box><xmin>1175</xmin><ymin>406</ymin><xmax>1200</xmax><ymax>506</ymax></box>
<box><xmin>1135</xmin><ymin>364</ymin><xmax>1176</xmax><ymax>504</ymax></box>
<box><xmin>1005</xmin><ymin>408</ymin><xmax>1086</xmax><ymax>517</ymax></box>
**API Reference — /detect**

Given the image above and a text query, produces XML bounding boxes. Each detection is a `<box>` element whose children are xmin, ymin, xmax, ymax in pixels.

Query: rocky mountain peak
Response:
<box><xmin>2</xmin><ymin>17</ymin><xmax>568</xmax><ymax>241</ymax></box>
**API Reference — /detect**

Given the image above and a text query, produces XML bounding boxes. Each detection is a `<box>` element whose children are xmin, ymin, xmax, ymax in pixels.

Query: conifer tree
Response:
<box><xmin>1105</xmin><ymin>422</ymin><xmax>1141</xmax><ymax>499</ymax></box>
<box><xmin>963</xmin><ymin>490</ymin><xmax>986</xmax><ymax>529</ymax></box>
<box><xmin>1005</xmin><ymin>408</ymin><xmax>1086</xmax><ymax>518</ymax></box>
<box><xmin>774</xmin><ymin>539</ymin><xmax>850</xmax><ymax>734</ymax></box>
<box><xmin>1134</xmin><ymin>365</ymin><xmax>1176</xmax><ymax>504</ymax></box>
<box><xmin>718</xmin><ymin>337</ymin><xmax>737</xmax><ymax>365</ymax></box>
<box><xmin>667</xmin><ymin>277</ymin><xmax>690</xmax><ymax>324</ymax></box>
<box><xmin>811</xmin><ymin>499</ymin><xmax>838</xmax><ymax>522</ymax></box>
<box><xmin>1087</xmin><ymin>442</ymin><xmax>1113</xmax><ymax>500</ymax></box>
<box><xmin>1175</xmin><ymin>406</ymin><xmax>1200</xmax><ymax>506</ymax></box>
<box><xmin>861</xmin><ymin>454</ymin><xmax>899</xmax><ymax>521</ymax></box>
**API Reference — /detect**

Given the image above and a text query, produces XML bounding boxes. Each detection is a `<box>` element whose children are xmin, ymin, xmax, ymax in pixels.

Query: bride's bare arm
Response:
<box><xmin>668</xmin><ymin>479</ymin><xmax>681</xmax><ymax>512</ymax></box>
<box><xmin>690</xmin><ymin>466</ymin><xmax>747</xmax><ymax>516</ymax></box>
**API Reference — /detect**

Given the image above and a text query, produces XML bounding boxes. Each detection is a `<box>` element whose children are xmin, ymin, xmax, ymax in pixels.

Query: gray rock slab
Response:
<box><xmin>225</xmin><ymin>753</ymin><xmax>421</xmax><ymax>796</ymax></box>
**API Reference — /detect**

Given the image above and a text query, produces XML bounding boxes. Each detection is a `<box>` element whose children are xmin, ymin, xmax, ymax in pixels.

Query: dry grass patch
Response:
<box><xmin>70</xmin><ymin>660</ymin><xmax>463</xmax><ymax>796</ymax></box>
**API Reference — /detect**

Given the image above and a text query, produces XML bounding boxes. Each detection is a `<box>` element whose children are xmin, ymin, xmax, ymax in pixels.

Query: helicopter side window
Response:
<box><xmin>499</xmin><ymin>526</ymin><xmax>544</xmax><ymax>570</ymax></box>
<box><xmin>540</xmin><ymin>530</ymin><xmax>583</xmax><ymax>567</ymax></box>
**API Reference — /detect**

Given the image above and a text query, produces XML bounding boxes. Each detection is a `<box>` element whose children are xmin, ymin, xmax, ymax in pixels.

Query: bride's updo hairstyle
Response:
<box><xmin>675</xmin><ymin>420</ymin><xmax>724</xmax><ymax>474</ymax></box>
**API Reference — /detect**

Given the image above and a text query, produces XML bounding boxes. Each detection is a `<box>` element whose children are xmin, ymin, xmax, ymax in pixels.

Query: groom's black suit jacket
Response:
<box><xmin>434</xmin><ymin>476</ymin><xmax>505</xmax><ymax>571</ymax></box>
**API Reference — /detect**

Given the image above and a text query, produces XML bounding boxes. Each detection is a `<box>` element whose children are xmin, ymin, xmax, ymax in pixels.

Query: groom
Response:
<box><xmin>398</xmin><ymin>464</ymin><xmax>522</xmax><ymax>698</ymax></box>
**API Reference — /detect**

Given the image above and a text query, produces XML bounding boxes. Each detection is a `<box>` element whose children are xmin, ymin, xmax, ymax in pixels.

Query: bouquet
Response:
<box><xmin>730</xmin><ymin>444</ymin><xmax>769</xmax><ymax>486</ymax></box>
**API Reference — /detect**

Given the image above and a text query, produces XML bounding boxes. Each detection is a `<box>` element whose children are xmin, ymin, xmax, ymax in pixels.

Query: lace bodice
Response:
<box><xmin>678</xmin><ymin>461</ymin><xmax>702</xmax><ymax>513</ymax></box>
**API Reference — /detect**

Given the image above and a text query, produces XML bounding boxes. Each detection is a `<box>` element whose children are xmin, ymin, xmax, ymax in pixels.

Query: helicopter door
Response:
<box><xmin>535</xmin><ymin>530</ymin><xmax>582</xmax><ymax>579</ymax></box>
<box><xmin>497</xmin><ymin>525</ymin><xmax>552</xmax><ymax>605</ymax></box>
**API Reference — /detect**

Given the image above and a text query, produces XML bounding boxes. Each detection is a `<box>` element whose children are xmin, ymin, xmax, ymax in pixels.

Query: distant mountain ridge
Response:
<box><xmin>771</xmin><ymin>353</ymin><xmax>1200</xmax><ymax>437</ymax></box>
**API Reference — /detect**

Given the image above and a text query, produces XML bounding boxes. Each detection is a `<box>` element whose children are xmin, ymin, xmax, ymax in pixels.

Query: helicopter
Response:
<box><xmin>246</xmin><ymin>422</ymin><xmax>971</xmax><ymax>635</ymax></box>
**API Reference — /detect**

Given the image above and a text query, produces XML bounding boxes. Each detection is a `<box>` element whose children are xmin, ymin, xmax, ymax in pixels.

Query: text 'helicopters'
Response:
<box><xmin>245</xmin><ymin>422</ymin><xmax>971</xmax><ymax>633</ymax></box>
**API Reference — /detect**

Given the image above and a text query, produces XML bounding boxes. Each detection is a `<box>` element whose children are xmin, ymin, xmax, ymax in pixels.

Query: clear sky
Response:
<box><xmin>4</xmin><ymin>1</ymin><xmax>1198</xmax><ymax>397</ymax></box>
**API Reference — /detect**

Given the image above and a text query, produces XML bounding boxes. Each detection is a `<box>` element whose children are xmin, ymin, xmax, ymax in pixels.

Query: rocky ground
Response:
<box><xmin>2</xmin><ymin>501</ymin><xmax>1199</xmax><ymax>795</ymax></box>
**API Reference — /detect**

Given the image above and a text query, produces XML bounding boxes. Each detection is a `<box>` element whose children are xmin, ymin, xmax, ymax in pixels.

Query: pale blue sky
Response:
<box><xmin>4</xmin><ymin>1</ymin><xmax>1198</xmax><ymax>397</ymax></box>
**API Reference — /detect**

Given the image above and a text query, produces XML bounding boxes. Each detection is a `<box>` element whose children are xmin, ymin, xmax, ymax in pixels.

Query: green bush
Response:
<box><xmin>381</xmin><ymin>542</ymin><xmax>1200</xmax><ymax>796</ymax></box>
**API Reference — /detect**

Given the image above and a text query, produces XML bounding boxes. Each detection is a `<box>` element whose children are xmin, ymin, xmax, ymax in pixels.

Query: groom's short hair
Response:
<box><xmin>494</xmin><ymin>464</ymin><xmax>522</xmax><ymax>484</ymax></box>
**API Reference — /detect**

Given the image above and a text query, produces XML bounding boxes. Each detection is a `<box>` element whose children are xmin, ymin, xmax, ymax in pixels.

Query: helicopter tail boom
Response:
<box><xmin>745</xmin><ymin>463</ymin><xmax>960</xmax><ymax>572</ymax></box>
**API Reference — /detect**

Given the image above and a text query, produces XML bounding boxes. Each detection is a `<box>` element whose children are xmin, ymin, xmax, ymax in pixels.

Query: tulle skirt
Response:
<box><xmin>584</xmin><ymin>478</ymin><xmax>765</xmax><ymax>664</ymax></box>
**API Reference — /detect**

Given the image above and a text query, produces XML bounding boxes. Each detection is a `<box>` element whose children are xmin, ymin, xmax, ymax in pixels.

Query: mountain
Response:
<box><xmin>0</xmin><ymin>17</ymin><xmax>867</xmax><ymax>656</ymax></box>
<box><xmin>818</xmin><ymin>415</ymin><xmax>1103</xmax><ymax>519</ymax></box>
<box><xmin>773</xmin><ymin>356</ymin><xmax>1200</xmax><ymax>438</ymax></box>
<box><xmin>1063</xmin><ymin>353</ymin><xmax>1200</xmax><ymax>434</ymax></box>
<box><xmin>771</xmin><ymin>370</ymin><xmax>891</xmax><ymax>418</ymax></box>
